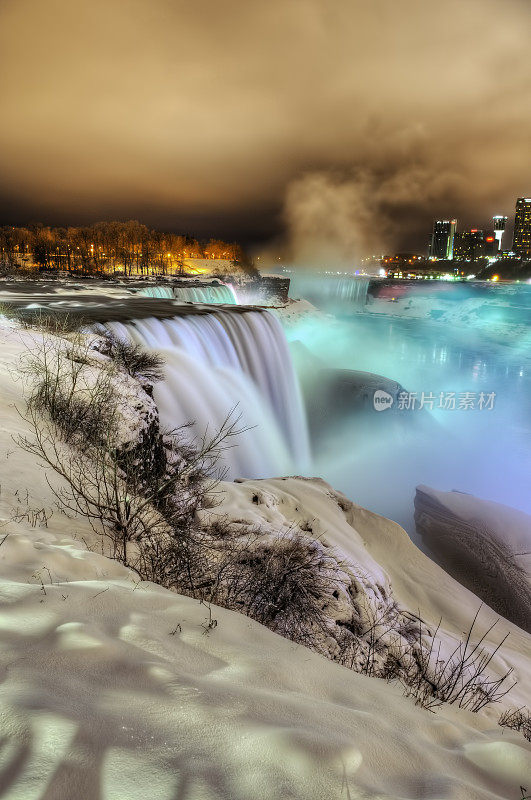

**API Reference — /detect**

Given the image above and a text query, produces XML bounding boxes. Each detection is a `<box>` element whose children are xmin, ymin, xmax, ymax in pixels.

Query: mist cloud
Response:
<box><xmin>283</xmin><ymin>165</ymin><xmax>469</xmax><ymax>266</ymax></box>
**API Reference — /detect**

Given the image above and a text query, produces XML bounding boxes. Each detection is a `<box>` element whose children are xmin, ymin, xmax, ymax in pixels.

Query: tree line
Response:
<box><xmin>0</xmin><ymin>220</ymin><xmax>254</xmax><ymax>276</ymax></box>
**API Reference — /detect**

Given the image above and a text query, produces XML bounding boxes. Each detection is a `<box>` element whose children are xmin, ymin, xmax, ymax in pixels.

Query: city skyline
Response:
<box><xmin>426</xmin><ymin>196</ymin><xmax>530</xmax><ymax>262</ymax></box>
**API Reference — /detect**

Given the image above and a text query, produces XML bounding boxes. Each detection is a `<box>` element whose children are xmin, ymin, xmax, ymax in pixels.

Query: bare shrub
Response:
<box><xmin>400</xmin><ymin>609</ymin><xmax>515</xmax><ymax>712</ymax></box>
<box><xmin>15</xmin><ymin>310</ymin><xmax>87</xmax><ymax>333</ymax></box>
<box><xmin>11</xmin><ymin>506</ymin><xmax>53</xmax><ymax>528</ymax></box>
<box><xmin>15</xmin><ymin>329</ymin><xmax>242</xmax><ymax>580</ymax></box>
<box><xmin>0</xmin><ymin>258</ymin><xmax>36</xmax><ymax>279</ymax></box>
<box><xmin>19</xmin><ymin>401</ymin><xmax>155</xmax><ymax>570</ymax></box>
<box><xmin>18</xmin><ymin>404</ymin><xmax>240</xmax><ymax>579</ymax></box>
<box><xmin>333</xmin><ymin>601</ymin><xmax>516</xmax><ymax>714</ymax></box>
<box><xmin>499</xmin><ymin>707</ymin><xmax>531</xmax><ymax>742</ymax></box>
<box><xmin>19</xmin><ymin>330</ymin><xmax>117</xmax><ymax>449</ymax></box>
<box><xmin>359</xmin><ymin>601</ymin><xmax>405</xmax><ymax>678</ymax></box>
<box><xmin>0</xmin><ymin>303</ymin><xmax>18</xmax><ymax>322</ymax></box>
<box><xmin>98</xmin><ymin>332</ymin><xmax>165</xmax><ymax>381</ymax></box>
<box><xmin>210</xmin><ymin>529</ymin><xmax>338</xmax><ymax>647</ymax></box>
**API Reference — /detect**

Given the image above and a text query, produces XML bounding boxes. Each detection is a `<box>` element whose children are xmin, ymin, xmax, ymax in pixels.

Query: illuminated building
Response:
<box><xmin>492</xmin><ymin>215</ymin><xmax>507</xmax><ymax>252</ymax></box>
<box><xmin>453</xmin><ymin>229</ymin><xmax>494</xmax><ymax>263</ymax></box>
<box><xmin>429</xmin><ymin>219</ymin><xmax>457</xmax><ymax>259</ymax></box>
<box><xmin>512</xmin><ymin>198</ymin><xmax>531</xmax><ymax>259</ymax></box>
<box><xmin>382</xmin><ymin>253</ymin><xmax>447</xmax><ymax>279</ymax></box>
<box><xmin>381</xmin><ymin>253</ymin><xmax>425</xmax><ymax>269</ymax></box>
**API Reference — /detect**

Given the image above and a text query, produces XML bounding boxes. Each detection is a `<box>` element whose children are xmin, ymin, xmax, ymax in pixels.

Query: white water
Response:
<box><xmin>334</xmin><ymin>276</ymin><xmax>370</xmax><ymax>305</ymax></box>
<box><xmin>174</xmin><ymin>285</ymin><xmax>238</xmax><ymax>304</ymax></box>
<box><xmin>289</xmin><ymin>274</ymin><xmax>370</xmax><ymax>309</ymax></box>
<box><xmin>138</xmin><ymin>286</ymin><xmax>174</xmax><ymax>299</ymax></box>
<box><xmin>104</xmin><ymin>310</ymin><xmax>310</xmax><ymax>478</ymax></box>
<box><xmin>139</xmin><ymin>284</ymin><xmax>238</xmax><ymax>304</ymax></box>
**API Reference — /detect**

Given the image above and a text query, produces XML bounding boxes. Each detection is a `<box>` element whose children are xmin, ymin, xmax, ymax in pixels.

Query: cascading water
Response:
<box><xmin>335</xmin><ymin>276</ymin><xmax>370</xmax><ymax>306</ymax></box>
<box><xmin>173</xmin><ymin>285</ymin><xmax>238</xmax><ymax>304</ymax></box>
<box><xmin>289</xmin><ymin>273</ymin><xmax>370</xmax><ymax>310</ymax></box>
<box><xmin>138</xmin><ymin>284</ymin><xmax>238</xmax><ymax>304</ymax></box>
<box><xmin>138</xmin><ymin>286</ymin><xmax>174</xmax><ymax>299</ymax></box>
<box><xmin>277</xmin><ymin>276</ymin><xmax>531</xmax><ymax>541</ymax></box>
<box><xmin>103</xmin><ymin>309</ymin><xmax>310</xmax><ymax>479</ymax></box>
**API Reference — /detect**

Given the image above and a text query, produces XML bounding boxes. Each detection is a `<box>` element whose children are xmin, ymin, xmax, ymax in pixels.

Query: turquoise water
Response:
<box><xmin>284</xmin><ymin>280</ymin><xmax>531</xmax><ymax>538</ymax></box>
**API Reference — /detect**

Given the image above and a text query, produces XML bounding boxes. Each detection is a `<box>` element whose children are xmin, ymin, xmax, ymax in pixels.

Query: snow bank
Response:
<box><xmin>214</xmin><ymin>477</ymin><xmax>531</xmax><ymax>710</ymax></box>
<box><xmin>365</xmin><ymin>285</ymin><xmax>531</xmax><ymax>344</ymax></box>
<box><xmin>0</xmin><ymin>508</ymin><xmax>529</xmax><ymax>799</ymax></box>
<box><xmin>271</xmin><ymin>298</ymin><xmax>325</xmax><ymax>329</ymax></box>
<box><xmin>0</xmin><ymin>323</ymin><xmax>530</xmax><ymax>799</ymax></box>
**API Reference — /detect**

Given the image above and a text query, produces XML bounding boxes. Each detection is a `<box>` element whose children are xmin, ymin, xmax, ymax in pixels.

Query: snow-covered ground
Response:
<box><xmin>0</xmin><ymin>280</ymin><xmax>135</xmax><ymax>299</ymax></box>
<box><xmin>415</xmin><ymin>485</ymin><xmax>531</xmax><ymax>583</ymax></box>
<box><xmin>0</xmin><ymin>322</ymin><xmax>530</xmax><ymax>799</ymax></box>
<box><xmin>365</xmin><ymin>288</ymin><xmax>531</xmax><ymax>345</ymax></box>
<box><xmin>271</xmin><ymin>297</ymin><xmax>326</xmax><ymax>329</ymax></box>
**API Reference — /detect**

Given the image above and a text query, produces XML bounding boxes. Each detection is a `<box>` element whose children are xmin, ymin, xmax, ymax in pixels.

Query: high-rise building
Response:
<box><xmin>453</xmin><ymin>229</ymin><xmax>495</xmax><ymax>263</ymax></box>
<box><xmin>512</xmin><ymin>198</ymin><xmax>531</xmax><ymax>259</ymax></box>
<box><xmin>492</xmin><ymin>215</ymin><xmax>507</xmax><ymax>252</ymax></box>
<box><xmin>429</xmin><ymin>219</ymin><xmax>457</xmax><ymax>259</ymax></box>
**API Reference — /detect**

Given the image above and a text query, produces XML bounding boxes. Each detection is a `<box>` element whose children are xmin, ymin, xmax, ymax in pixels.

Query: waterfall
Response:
<box><xmin>138</xmin><ymin>284</ymin><xmax>238</xmax><ymax>304</ymax></box>
<box><xmin>335</xmin><ymin>276</ymin><xmax>370</xmax><ymax>306</ymax></box>
<box><xmin>290</xmin><ymin>274</ymin><xmax>370</xmax><ymax>310</ymax></box>
<box><xmin>103</xmin><ymin>309</ymin><xmax>310</xmax><ymax>479</ymax></box>
<box><xmin>173</xmin><ymin>284</ymin><xmax>238</xmax><ymax>304</ymax></box>
<box><xmin>138</xmin><ymin>285</ymin><xmax>174</xmax><ymax>299</ymax></box>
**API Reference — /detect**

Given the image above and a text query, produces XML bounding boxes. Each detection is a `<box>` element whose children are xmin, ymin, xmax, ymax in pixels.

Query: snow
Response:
<box><xmin>0</xmin><ymin>322</ymin><xmax>530</xmax><ymax>799</ymax></box>
<box><xmin>415</xmin><ymin>485</ymin><xmax>531</xmax><ymax>573</ymax></box>
<box><xmin>365</xmin><ymin>288</ymin><xmax>531</xmax><ymax>344</ymax></box>
<box><xmin>271</xmin><ymin>298</ymin><xmax>326</xmax><ymax>329</ymax></box>
<box><xmin>414</xmin><ymin>485</ymin><xmax>531</xmax><ymax>633</ymax></box>
<box><xmin>181</xmin><ymin>258</ymin><xmax>235</xmax><ymax>273</ymax></box>
<box><xmin>215</xmin><ymin>477</ymin><xmax>531</xmax><ymax>709</ymax></box>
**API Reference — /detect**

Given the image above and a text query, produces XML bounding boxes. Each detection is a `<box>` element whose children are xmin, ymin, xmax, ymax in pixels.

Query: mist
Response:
<box><xmin>282</xmin><ymin>166</ymin><xmax>471</xmax><ymax>267</ymax></box>
<box><xmin>279</xmin><ymin>274</ymin><xmax>531</xmax><ymax>544</ymax></box>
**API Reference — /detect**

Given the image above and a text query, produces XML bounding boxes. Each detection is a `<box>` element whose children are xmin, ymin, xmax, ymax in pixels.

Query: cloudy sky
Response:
<box><xmin>0</xmin><ymin>0</ymin><xmax>529</xmax><ymax>258</ymax></box>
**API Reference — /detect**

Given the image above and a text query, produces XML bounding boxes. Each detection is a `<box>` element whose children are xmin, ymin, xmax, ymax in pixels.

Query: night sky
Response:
<box><xmin>0</xmin><ymin>0</ymin><xmax>529</xmax><ymax>260</ymax></box>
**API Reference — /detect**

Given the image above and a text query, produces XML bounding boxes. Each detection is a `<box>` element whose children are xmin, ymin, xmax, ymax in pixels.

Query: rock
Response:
<box><xmin>302</xmin><ymin>368</ymin><xmax>414</xmax><ymax>440</ymax></box>
<box><xmin>414</xmin><ymin>485</ymin><xmax>531</xmax><ymax>634</ymax></box>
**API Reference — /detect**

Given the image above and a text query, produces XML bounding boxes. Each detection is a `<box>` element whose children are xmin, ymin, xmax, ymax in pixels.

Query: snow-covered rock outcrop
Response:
<box><xmin>0</xmin><ymin>321</ymin><xmax>529</xmax><ymax>799</ymax></box>
<box><xmin>415</xmin><ymin>485</ymin><xmax>531</xmax><ymax>634</ymax></box>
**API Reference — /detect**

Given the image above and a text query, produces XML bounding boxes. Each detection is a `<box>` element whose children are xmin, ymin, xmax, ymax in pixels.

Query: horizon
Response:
<box><xmin>0</xmin><ymin>204</ymin><xmax>525</xmax><ymax>265</ymax></box>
